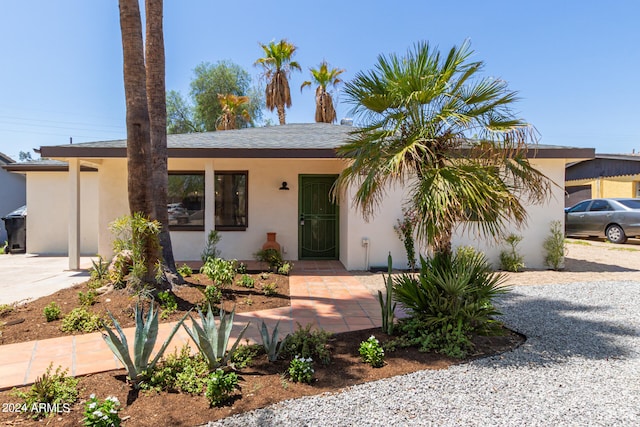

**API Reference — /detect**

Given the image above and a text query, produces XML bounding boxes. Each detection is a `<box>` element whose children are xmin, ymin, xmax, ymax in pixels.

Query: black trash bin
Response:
<box><xmin>2</xmin><ymin>205</ymin><xmax>27</xmax><ymax>254</ymax></box>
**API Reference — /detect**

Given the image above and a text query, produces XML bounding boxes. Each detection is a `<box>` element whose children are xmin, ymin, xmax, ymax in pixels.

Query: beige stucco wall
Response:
<box><xmin>600</xmin><ymin>179</ymin><xmax>634</xmax><ymax>198</ymax></box>
<box><xmin>452</xmin><ymin>158</ymin><xmax>566</xmax><ymax>269</ymax></box>
<box><xmin>26</xmin><ymin>171</ymin><xmax>98</xmax><ymax>255</ymax></box>
<box><xmin>90</xmin><ymin>156</ymin><xmax>567</xmax><ymax>270</ymax></box>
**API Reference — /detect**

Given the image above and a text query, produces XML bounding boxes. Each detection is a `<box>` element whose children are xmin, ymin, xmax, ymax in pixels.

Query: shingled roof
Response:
<box><xmin>38</xmin><ymin>123</ymin><xmax>594</xmax><ymax>160</ymax></box>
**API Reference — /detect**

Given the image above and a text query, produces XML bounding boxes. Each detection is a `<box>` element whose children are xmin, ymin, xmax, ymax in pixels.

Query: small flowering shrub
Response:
<box><xmin>359</xmin><ymin>336</ymin><xmax>385</xmax><ymax>368</ymax></box>
<box><xmin>205</xmin><ymin>369</ymin><xmax>240</xmax><ymax>407</ymax></box>
<box><xmin>288</xmin><ymin>356</ymin><xmax>314</xmax><ymax>384</ymax></box>
<box><xmin>83</xmin><ymin>394</ymin><xmax>121</xmax><ymax>427</ymax></box>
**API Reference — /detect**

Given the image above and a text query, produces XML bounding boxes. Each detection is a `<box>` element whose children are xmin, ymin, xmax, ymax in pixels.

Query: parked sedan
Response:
<box><xmin>565</xmin><ymin>198</ymin><xmax>640</xmax><ymax>243</ymax></box>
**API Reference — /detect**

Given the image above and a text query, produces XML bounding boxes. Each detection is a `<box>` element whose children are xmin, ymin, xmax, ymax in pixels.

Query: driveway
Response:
<box><xmin>0</xmin><ymin>254</ymin><xmax>94</xmax><ymax>305</ymax></box>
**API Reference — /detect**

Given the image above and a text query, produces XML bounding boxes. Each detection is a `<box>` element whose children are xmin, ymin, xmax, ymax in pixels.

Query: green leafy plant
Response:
<box><xmin>359</xmin><ymin>335</ymin><xmax>385</xmax><ymax>368</ymax></box>
<box><xmin>394</xmin><ymin>209</ymin><xmax>417</xmax><ymax>271</ymax></box>
<box><xmin>378</xmin><ymin>252</ymin><xmax>397</xmax><ymax>335</ymax></box>
<box><xmin>182</xmin><ymin>304</ymin><xmax>250</xmax><ymax>370</ymax></box>
<box><xmin>259</xmin><ymin>272</ymin><xmax>270</xmax><ymax>280</ymax></box>
<box><xmin>277</xmin><ymin>262</ymin><xmax>293</xmax><ymax>276</ymax></box>
<box><xmin>199</xmin><ymin>285</ymin><xmax>222</xmax><ymax>310</ymax></box>
<box><xmin>90</xmin><ymin>256</ymin><xmax>109</xmax><ymax>282</ymax></box>
<box><xmin>109</xmin><ymin>213</ymin><xmax>162</xmax><ymax>289</ymax></box>
<box><xmin>262</xmin><ymin>282</ymin><xmax>278</xmax><ymax>296</ymax></box>
<box><xmin>200</xmin><ymin>257</ymin><xmax>236</xmax><ymax>288</ymax></box>
<box><xmin>237</xmin><ymin>274</ymin><xmax>255</xmax><ymax>288</ymax></box>
<box><xmin>281</xmin><ymin>323</ymin><xmax>332</xmax><ymax>365</ymax></box>
<box><xmin>83</xmin><ymin>394</ymin><xmax>121</xmax><ymax>427</ymax></box>
<box><xmin>288</xmin><ymin>356</ymin><xmax>314</xmax><ymax>384</ymax></box>
<box><xmin>254</xmin><ymin>248</ymin><xmax>283</xmax><ymax>271</ymax></box>
<box><xmin>205</xmin><ymin>369</ymin><xmax>240</xmax><ymax>407</ymax></box>
<box><xmin>78</xmin><ymin>290</ymin><xmax>98</xmax><ymax>307</ymax></box>
<box><xmin>229</xmin><ymin>343</ymin><xmax>261</xmax><ymax>369</ymax></box>
<box><xmin>11</xmin><ymin>363</ymin><xmax>79</xmax><ymax>419</ymax></box>
<box><xmin>394</xmin><ymin>316</ymin><xmax>472</xmax><ymax>358</ymax></box>
<box><xmin>145</xmin><ymin>345</ymin><xmax>209</xmax><ymax>394</ymax></box>
<box><xmin>0</xmin><ymin>240</ymin><xmax>7</xmax><ymax>254</ymax></box>
<box><xmin>177</xmin><ymin>263</ymin><xmax>192</xmax><ymax>277</ymax></box>
<box><xmin>393</xmin><ymin>248</ymin><xmax>508</xmax><ymax>358</ymax></box>
<box><xmin>43</xmin><ymin>302</ymin><xmax>62</xmax><ymax>322</ymax></box>
<box><xmin>259</xmin><ymin>320</ymin><xmax>289</xmax><ymax>362</ymax></box>
<box><xmin>544</xmin><ymin>220</ymin><xmax>566</xmax><ymax>270</ymax></box>
<box><xmin>157</xmin><ymin>291</ymin><xmax>178</xmax><ymax>319</ymax></box>
<box><xmin>0</xmin><ymin>303</ymin><xmax>14</xmax><ymax>317</ymax></box>
<box><xmin>499</xmin><ymin>234</ymin><xmax>525</xmax><ymax>272</ymax></box>
<box><xmin>235</xmin><ymin>262</ymin><xmax>247</xmax><ymax>274</ymax></box>
<box><xmin>61</xmin><ymin>307</ymin><xmax>101</xmax><ymax>333</ymax></box>
<box><xmin>100</xmin><ymin>303</ymin><xmax>187</xmax><ymax>388</ymax></box>
<box><xmin>201</xmin><ymin>229</ymin><xmax>222</xmax><ymax>263</ymax></box>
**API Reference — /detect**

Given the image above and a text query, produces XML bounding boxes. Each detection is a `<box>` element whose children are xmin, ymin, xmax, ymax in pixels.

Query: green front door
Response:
<box><xmin>298</xmin><ymin>175</ymin><xmax>339</xmax><ymax>259</ymax></box>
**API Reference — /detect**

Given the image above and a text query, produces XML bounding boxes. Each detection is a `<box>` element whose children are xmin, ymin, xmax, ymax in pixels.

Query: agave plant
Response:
<box><xmin>259</xmin><ymin>320</ymin><xmax>289</xmax><ymax>362</ymax></box>
<box><xmin>183</xmin><ymin>304</ymin><xmax>250</xmax><ymax>370</ymax></box>
<box><xmin>101</xmin><ymin>303</ymin><xmax>187</xmax><ymax>389</ymax></box>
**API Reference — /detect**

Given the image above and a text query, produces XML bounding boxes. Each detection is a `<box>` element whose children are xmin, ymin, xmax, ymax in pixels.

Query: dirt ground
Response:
<box><xmin>353</xmin><ymin>238</ymin><xmax>640</xmax><ymax>292</ymax></box>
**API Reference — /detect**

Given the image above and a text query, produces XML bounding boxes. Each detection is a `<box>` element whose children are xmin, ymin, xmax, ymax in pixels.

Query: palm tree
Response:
<box><xmin>255</xmin><ymin>39</ymin><xmax>301</xmax><ymax>125</ymax></box>
<box><xmin>335</xmin><ymin>41</ymin><xmax>551</xmax><ymax>256</ymax></box>
<box><xmin>216</xmin><ymin>94</ymin><xmax>252</xmax><ymax>130</ymax></box>
<box><xmin>301</xmin><ymin>60</ymin><xmax>345</xmax><ymax>123</ymax></box>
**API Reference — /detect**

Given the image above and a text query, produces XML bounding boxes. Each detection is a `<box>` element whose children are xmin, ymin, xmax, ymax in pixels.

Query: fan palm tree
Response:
<box><xmin>255</xmin><ymin>39</ymin><xmax>301</xmax><ymax>125</ymax></box>
<box><xmin>301</xmin><ymin>61</ymin><xmax>345</xmax><ymax>123</ymax></box>
<box><xmin>216</xmin><ymin>94</ymin><xmax>252</xmax><ymax>130</ymax></box>
<box><xmin>334</xmin><ymin>41</ymin><xmax>551</xmax><ymax>256</ymax></box>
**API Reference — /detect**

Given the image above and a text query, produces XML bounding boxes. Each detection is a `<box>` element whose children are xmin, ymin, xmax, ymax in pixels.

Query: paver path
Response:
<box><xmin>0</xmin><ymin>261</ymin><xmax>396</xmax><ymax>390</ymax></box>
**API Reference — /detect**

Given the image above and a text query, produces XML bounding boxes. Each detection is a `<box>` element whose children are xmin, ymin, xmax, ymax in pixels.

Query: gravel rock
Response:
<box><xmin>207</xmin><ymin>281</ymin><xmax>640</xmax><ymax>427</ymax></box>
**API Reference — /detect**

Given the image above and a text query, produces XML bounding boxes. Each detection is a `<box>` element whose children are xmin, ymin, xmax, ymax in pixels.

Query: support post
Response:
<box><xmin>68</xmin><ymin>159</ymin><xmax>81</xmax><ymax>270</ymax></box>
<box><xmin>204</xmin><ymin>160</ymin><xmax>215</xmax><ymax>250</ymax></box>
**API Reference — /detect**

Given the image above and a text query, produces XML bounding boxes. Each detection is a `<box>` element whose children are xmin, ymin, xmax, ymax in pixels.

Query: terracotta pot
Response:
<box><xmin>262</xmin><ymin>232</ymin><xmax>281</xmax><ymax>252</ymax></box>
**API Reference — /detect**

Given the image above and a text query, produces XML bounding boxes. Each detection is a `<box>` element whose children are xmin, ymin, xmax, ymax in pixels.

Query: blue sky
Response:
<box><xmin>1</xmin><ymin>0</ymin><xmax>639</xmax><ymax>161</ymax></box>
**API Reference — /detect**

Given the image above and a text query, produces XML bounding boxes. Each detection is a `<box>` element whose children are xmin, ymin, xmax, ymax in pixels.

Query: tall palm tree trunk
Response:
<box><xmin>145</xmin><ymin>0</ymin><xmax>182</xmax><ymax>288</ymax></box>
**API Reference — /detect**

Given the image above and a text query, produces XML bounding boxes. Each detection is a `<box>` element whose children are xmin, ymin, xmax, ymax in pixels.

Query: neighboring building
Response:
<box><xmin>2</xmin><ymin>160</ymin><xmax>98</xmax><ymax>255</ymax></box>
<box><xmin>32</xmin><ymin>123</ymin><xmax>592</xmax><ymax>270</ymax></box>
<box><xmin>0</xmin><ymin>153</ymin><xmax>26</xmax><ymax>243</ymax></box>
<box><xmin>565</xmin><ymin>154</ymin><xmax>640</xmax><ymax>207</ymax></box>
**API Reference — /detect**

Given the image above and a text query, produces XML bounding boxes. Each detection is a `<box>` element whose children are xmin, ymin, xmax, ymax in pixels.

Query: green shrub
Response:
<box><xmin>201</xmin><ymin>230</ymin><xmax>222</xmax><ymax>263</ymax></box>
<box><xmin>205</xmin><ymin>369</ymin><xmax>240</xmax><ymax>407</ymax></box>
<box><xmin>235</xmin><ymin>262</ymin><xmax>247</xmax><ymax>274</ymax></box>
<box><xmin>109</xmin><ymin>213</ymin><xmax>162</xmax><ymax>289</ymax></box>
<box><xmin>177</xmin><ymin>263</ymin><xmax>192</xmax><ymax>278</ymax></box>
<box><xmin>255</xmin><ymin>248</ymin><xmax>283</xmax><ymax>271</ymax></box>
<box><xmin>78</xmin><ymin>290</ymin><xmax>98</xmax><ymax>307</ymax></box>
<box><xmin>0</xmin><ymin>240</ymin><xmax>7</xmax><ymax>254</ymax></box>
<box><xmin>359</xmin><ymin>336</ymin><xmax>385</xmax><ymax>367</ymax></box>
<box><xmin>61</xmin><ymin>307</ymin><xmax>101</xmax><ymax>333</ymax></box>
<box><xmin>83</xmin><ymin>394</ymin><xmax>121</xmax><ymax>427</ymax></box>
<box><xmin>288</xmin><ymin>356</ymin><xmax>314</xmax><ymax>384</ymax></box>
<box><xmin>260</xmin><ymin>272</ymin><xmax>270</xmax><ymax>280</ymax></box>
<box><xmin>237</xmin><ymin>274</ymin><xmax>255</xmax><ymax>288</ymax></box>
<box><xmin>157</xmin><ymin>291</ymin><xmax>178</xmax><ymax>319</ymax></box>
<box><xmin>277</xmin><ymin>262</ymin><xmax>293</xmax><ymax>276</ymax></box>
<box><xmin>43</xmin><ymin>302</ymin><xmax>62</xmax><ymax>322</ymax></box>
<box><xmin>146</xmin><ymin>345</ymin><xmax>209</xmax><ymax>394</ymax></box>
<box><xmin>262</xmin><ymin>282</ymin><xmax>278</xmax><ymax>296</ymax></box>
<box><xmin>499</xmin><ymin>234</ymin><xmax>525</xmax><ymax>272</ymax></box>
<box><xmin>11</xmin><ymin>364</ymin><xmax>79</xmax><ymax>419</ymax></box>
<box><xmin>281</xmin><ymin>323</ymin><xmax>332</xmax><ymax>365</ymax></box>
<box><xmin>230</xmin><ymin>343</ymin><xmax>261</xmax><ymax>369</ymax></box>
<box><xmin>393</xmin><ymin>249</ymin><xmax>508</xmax><ymax>358</ymax></box>
<box><xmin>200</xmin><ymin>257</ymin><xmax>236</xmax><ymax>288</ymax></box>
<box><xmin>544</xmin><ymin>220</ymin><xmax>565</xmax><ymax>270</ymax></box>
<box><xmin>199</xmin><ymin>285</ymin><xmax>222</xmax><ymax>309</ymax></box>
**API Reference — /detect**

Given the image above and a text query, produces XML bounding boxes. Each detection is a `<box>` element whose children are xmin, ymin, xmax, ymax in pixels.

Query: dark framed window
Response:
<box><xmin>215</xmin><ymin>171</ymin><xmax>248</xmax><ymax>230</ymax></box>
<box><xmin>167</xmin><ymin>173</ymin><xmax>205</xmax><ymax>230</ymax></box>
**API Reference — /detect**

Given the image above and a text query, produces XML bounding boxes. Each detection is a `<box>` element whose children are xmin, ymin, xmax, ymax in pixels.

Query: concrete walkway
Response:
<box><xmin>0</xmin><ymin>254</ymin><xmax>95</xmax><ymax>305</ymax></box>
<box><xmin>0</xmin><ymin>260</ymin><xmax>389</xmax><ymax>390</ymax></box>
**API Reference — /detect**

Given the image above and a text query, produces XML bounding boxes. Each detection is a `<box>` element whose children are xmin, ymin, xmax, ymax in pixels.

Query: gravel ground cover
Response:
<box><xmin>207</xmin><ymin>280</ymin><xmax>640</xmax><ymax>426</ymax></box>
